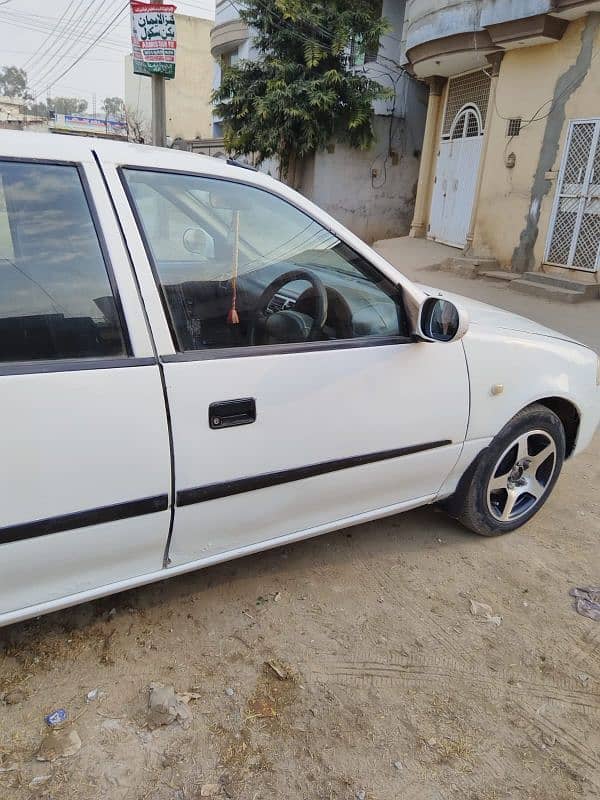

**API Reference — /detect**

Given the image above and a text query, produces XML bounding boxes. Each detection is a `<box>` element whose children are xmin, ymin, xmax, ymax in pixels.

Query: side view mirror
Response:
<box><xmin>416</xmin><ymin>297</ymin><xmax>469</xmax><ymax>343</ymax></box>
<box><xmin>183</xmin><ymin>227</ymin><xmax>213</xmax><ymax>257</ymax></box>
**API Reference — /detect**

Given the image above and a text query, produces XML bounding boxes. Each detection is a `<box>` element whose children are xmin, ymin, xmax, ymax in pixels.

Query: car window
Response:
<box><xmin>123</xmin><ymin>169</ymin><xmax>407</xmax><ymax>352</ymax></box>
<box><xmin>0</xmin><ymin>175</ymin><xmax>14</xmax><ymax>261</ymax></box>
<box><xmin>128</xmin><ymin>180</ymin><xmax>215</xmax><ymax>263</ymax></box>
<box><xmin>0</xmin><ymin>161</ymin><xmax>127</xmax><ymax>363</ymax></box>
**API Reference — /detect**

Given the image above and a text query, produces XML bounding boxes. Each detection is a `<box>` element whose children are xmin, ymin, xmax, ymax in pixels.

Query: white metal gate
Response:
<box><xmin>546</xmin><ymin>119</ymin><xmax>600</xmax><ymax>271</ymax></box>
<box><xmin>429</xmin><ymin>105</ymin><xmax>485</xmax><ymax>247</ymax></box>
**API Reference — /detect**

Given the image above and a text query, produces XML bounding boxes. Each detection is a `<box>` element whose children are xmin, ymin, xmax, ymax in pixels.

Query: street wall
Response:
<box><xmin>299</xmin><ymin>98</ymin><xmax>427</xmax><ymax>244</ymax></box>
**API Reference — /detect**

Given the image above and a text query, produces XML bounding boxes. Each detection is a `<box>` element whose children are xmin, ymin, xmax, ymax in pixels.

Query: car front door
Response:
<box><xmin>0</xmin><ymin>142</ymin><xmax>171</xmax><ymax>622</ymax></box>
<box><xmin>113</xmin><ymin>161</ymin><xmax>469</xmax><ymax>567</ymax></box>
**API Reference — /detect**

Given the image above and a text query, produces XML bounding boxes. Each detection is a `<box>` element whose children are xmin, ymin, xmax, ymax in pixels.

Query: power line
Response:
<box><xmin>0</xmin><ymin>11</ymin><xmax>127</xmax><ymax>54</ymax></box>
<box><xmin>21</xmin><ymin>0</ymin><xmax>79</xmax><ymax>72</ymax></box>
<box><xmin>4</xmin><ymin>6</ymin><xmax>128</xmax><ymax>30</ymax></box>
<box><xmin>173</xmin><ymin>0</ymin><xmax>214</xmax><ymax>14</ymax></box>
<box><xmin>32</xmin><ymin>0</ymin><xmax>112</xmax><ymax>93</ymax></box>
<box><xmin>27</xmin><ymin>0</ymin><xmax>92</xmax><ymax>86</ymax></box>
<box><xmin>498</xmin><ymin>40</ymin><xmax>600</xmax><ymax>130</ymax></box>
<box><xmin>2</xmin><ymin>47</ymin><xmax>123</xmax><ymax>64</ymax></box>
<box><xmin>29</xmin><ymin>2</ymin><xmax>130</xmax><ymax>103</ymax></box>
<box><xmin>0</xmin><ymin>9</ymin><xmax>128</xmax><ymax>49</ymax></box>
<box><xmin>31</xmin><ymin>0</ymin><xmax>125</xmax><ymax>99</ymax></box>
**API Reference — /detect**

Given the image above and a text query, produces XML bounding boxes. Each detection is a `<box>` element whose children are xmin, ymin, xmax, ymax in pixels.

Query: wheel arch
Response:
<box><xmin>443</xmin><ymin>395</ymin><xmax>580</xmax><ymax>516</ymax></box>
<box><xmin>532</xmin><ymin>396</ymin><xmax>580</xmax><ymax>458</ymax></box>
<box><xmin>441</xmin><ymin>397</ymin><xmax>581</xmax><ymax>516</ymax></box>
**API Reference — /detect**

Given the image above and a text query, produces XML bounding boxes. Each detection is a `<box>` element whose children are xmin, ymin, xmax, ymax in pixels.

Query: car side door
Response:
<box><xmin>104</xmin><ymin>156</ymin><xmax>469</xmax><ymax>567</ymax></box>
<box><xmin>0</xmin><ymin>142</ymin><xmax>171</xmax><ymax>623</ymax></box>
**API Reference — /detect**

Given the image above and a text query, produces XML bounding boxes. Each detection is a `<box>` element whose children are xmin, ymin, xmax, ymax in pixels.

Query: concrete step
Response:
<box><xmin>520</xmin><ymin>271</ymin><xmax>600</xmax><ymax>297</ymax></box>
<box><xmin>437</xmin><ymin>256</ymin><xmax>500</xmax><ymax>278</ymax></box>
<box><xmin>510</xmin><ymin>279</ymin><xmax>590</xmax><ymax>303</ymax></box>
<box><xmin>479</xmin><ymin>270</ymin><xmax>516</xmax><ymax>282</ymax></box>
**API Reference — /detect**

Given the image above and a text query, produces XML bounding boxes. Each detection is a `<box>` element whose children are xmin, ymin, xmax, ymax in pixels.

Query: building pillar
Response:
<box><xmin>464</xmin><ymin>53</ymin><xmax>504</xmax><ymax>254</ymax></box>
<box><xmin>409</xmin><ymin>76</ymin><xmax>445</xmax><ymax>239</ymax></box>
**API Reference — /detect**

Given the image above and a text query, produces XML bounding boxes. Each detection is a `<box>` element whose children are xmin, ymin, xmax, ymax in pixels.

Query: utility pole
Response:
<box><xmin>151</xmin><ymin>0</ymin><xmax>167</xmax><ymax>146</ymax></box>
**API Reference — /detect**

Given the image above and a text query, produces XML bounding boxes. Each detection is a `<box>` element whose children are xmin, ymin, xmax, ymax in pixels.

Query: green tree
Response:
<box><xmin>27</xmin><ymin>100</ymin><xmax>48</xmax><ymax>117</ymax></box>
<box><xmin>0</xmin><ymin>66</ymin><xmax>29</xmax><ymax>99</ymax></box>
<box><xmin>49</xmin><ymin>96</ymin><xmax>88</xmax><ymax>115</ymax></box>
<box><xmin>212</xmin><ymin>0</ymin><xmax>389</xmax><ymax>183</ymax></box>
<box><xmin>102</xmin><ymin>96</ymin><xmax>125</xmax><ymax>119</ymax></box>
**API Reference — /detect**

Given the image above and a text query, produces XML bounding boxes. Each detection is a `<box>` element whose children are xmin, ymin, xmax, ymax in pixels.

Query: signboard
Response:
<box><xmin>130</xmin><ymin>2</ymin><xmax>177</xmax><ymax>79</ymax></box>
<box><xmin>50</xmin><ymin>114</ymin><xmax>128</xmax><ymax>137</ymax></box>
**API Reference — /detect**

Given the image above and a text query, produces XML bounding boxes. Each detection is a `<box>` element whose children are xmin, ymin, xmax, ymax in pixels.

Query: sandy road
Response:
<box><xmin>1</xmin><ymin>258</ymin><xmax>599</xmax><ymax>800</ymax></box>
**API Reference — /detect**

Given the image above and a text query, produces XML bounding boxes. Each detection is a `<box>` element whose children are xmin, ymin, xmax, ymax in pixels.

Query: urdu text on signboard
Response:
<box><xmin>130</xmin><ymin>2</ymin><xmax>177</xmax><ymax>79</ymax></box>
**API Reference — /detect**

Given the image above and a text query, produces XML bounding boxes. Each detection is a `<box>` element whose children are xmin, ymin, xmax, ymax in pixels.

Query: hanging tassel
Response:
<box><xmin>227</xmin><ymin>209</ymin><xmax>240</xmax><ymax>325</ymax></box>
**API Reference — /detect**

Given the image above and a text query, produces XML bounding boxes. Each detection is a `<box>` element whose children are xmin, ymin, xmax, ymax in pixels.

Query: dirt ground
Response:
<box><xmin>1</xmin><ymin>257</ymin><xmax>599</xmax><ymax>800</ymax></box>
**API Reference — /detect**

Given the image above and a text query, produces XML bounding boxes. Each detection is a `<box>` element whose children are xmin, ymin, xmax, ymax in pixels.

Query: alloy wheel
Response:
<box><xmin>486</xmin><ymin>429</ymin><xmax>557</xmax><ymax>523</ymax></box>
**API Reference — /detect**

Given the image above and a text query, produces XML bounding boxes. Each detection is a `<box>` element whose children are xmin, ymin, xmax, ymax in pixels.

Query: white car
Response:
<box><xmin>0</xmin><ymin>132</ymin><xmax>598</xmax><ymax>627</ymax></box>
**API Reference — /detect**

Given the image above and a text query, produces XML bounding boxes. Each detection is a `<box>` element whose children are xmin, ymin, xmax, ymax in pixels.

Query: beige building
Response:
<box><xmin>0</xmin><ymin>96</ymin><xmax>47</xmax><ymax>132</ymax></box>
<box><xmin>0</xmin><ymin>96</ymin><xmax>25</xmax><ymax>122</ymax></box>
<box><xmin>124</xmin><ymin>13</ymin><xmax>213</xmax><ymax>143</ymax></box>
<box><xmin>404</xmin><ymin>0</ymin><xmax>600</xmax><ymax>295</ymax></box>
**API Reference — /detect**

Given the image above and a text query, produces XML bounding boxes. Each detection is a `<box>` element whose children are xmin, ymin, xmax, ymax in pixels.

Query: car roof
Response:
<box><xmin>0</xmin><ymin>129</ymin><xmax>270</xmax><ymax>185</ymax></box>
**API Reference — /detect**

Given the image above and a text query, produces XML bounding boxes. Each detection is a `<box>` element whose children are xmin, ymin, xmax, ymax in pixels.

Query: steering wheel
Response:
<box><xmin>249</xmin><ymin>269</ymin><xmax>328</xmax><ymax>346</ymax></box>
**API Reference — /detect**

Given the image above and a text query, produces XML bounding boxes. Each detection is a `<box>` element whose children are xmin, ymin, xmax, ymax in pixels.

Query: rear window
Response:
<box><xmin>0</xmin><ymin>161</ymin><xmax>127</xmax><ymax>363</ymax></box>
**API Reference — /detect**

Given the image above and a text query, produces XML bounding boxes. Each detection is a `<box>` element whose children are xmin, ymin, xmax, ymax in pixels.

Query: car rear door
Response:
<box><xmin>98</xmin><ymin>149</ymin><xmax>469</xmax><ymax>569</ymax></box>
<box><xmin>0</xmin><ymin>136</ymin><xmax>171</xmax><ymax>623</ymax></box>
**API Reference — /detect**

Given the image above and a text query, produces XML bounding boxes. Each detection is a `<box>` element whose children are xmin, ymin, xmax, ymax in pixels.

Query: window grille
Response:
<box><xmin>507</xmin><ymin>118</ymin><xmax>522</xmax><ymax>137</ymax></box>
<box><xmin>442</xmin><ymin>70</ymin><xmax>491</xmax><ymax>138</ymax></box>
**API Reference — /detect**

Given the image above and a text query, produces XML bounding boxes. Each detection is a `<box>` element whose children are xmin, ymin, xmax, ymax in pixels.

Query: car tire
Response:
<box><xmin>448</xmin><ymin>404</ymin><xmax>566</xmax><ymax>537</ymax></box>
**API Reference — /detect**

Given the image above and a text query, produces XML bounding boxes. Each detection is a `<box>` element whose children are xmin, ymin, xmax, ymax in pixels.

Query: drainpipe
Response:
<box><xmin>463</xmin><ymin>52</ymin><xmax>504</xmax><ymax>254</ymax></box>
<box><xmin>409</xmin><ymin>76</ymin><xmax>445</xmax><ymax>239</ymax></box>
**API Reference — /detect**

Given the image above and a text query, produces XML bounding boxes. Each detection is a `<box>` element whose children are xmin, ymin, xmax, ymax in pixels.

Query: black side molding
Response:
<box><xmin>0</xmin><ymin>495</ymin><xmax>169</xmax><ymax>545</ymax></box>
<box><xmin>0</xmin><ymin>357</ymin><xmax>156</xmax><ymax>377</ymax></box>
<box><xmin>177</xmin><ymin>441</ymin><xmax>452</xmax><ymax>507</ymax></box>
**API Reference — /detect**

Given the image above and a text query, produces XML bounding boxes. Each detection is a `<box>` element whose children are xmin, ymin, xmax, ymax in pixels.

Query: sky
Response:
<box><xmin>1</xmin><ymin>0</ymin><xmax>215</xmax><ymax>112</ymax></box>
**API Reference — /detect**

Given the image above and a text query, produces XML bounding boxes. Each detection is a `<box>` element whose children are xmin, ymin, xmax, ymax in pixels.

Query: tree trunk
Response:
<box><xmin>287</xmin><ymin>148</ymin><xmax>308</xmax><ymax>191</ymax></box>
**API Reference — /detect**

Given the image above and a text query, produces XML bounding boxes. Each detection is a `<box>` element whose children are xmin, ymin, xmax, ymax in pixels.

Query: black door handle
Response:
<box><xmin>209</xmin><ymin>398</ymin><xmax>256</xmax><ymax>429</ymax></box>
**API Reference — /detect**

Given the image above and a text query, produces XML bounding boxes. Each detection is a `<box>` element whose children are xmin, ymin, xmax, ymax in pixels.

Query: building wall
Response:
<box><xmin>211</xmin><ymin>0</ymin><xmax>257</xmax><ymax>136</ymax></box>
<box><xmin>403</xmin><ymin>0</ymin><xmax>600</xmax><ymax>77</ymax></box>
<box><xmin>405</xmin><ymin>0</ymin><xmax>556</xmax><ymax>51</ymax></box>
<box><xmin>211</xmin><ymin>31</ymin><xmax>257</xmax><ymax>136</ymax></box>
<box><xmin>363</xmin><ymin>0</ymin><xmax>407</xmax><ymax>117</ymax></box>
<box><xmin>0</xmin><ymin>96</ymin><xmax>25</xmax><ymax>121</ymax></box>
<box><xmin>472</xmin><ymin>15</ymin><xmax>600</xmax><ymax>273</ymax></box>
<box><xmin>124</xmin><ymin>14</ymin><xmax>213</xmax><ymax>142</ymax></box>
<box><xmin>299</xmin><ymin>108</ymin><xmax>426</xmax><ymax>244</ymax></box>
<box><xmin>405</xmin><ymin>0</ymin><xmax>483</xmax><ymax>52</ymax></box>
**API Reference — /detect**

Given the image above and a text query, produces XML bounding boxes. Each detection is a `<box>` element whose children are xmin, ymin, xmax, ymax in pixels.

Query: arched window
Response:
<box><xmin>449</xmin><ymin>105</ymin><xmax>483</xmax><ymax>140</ymax></box>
